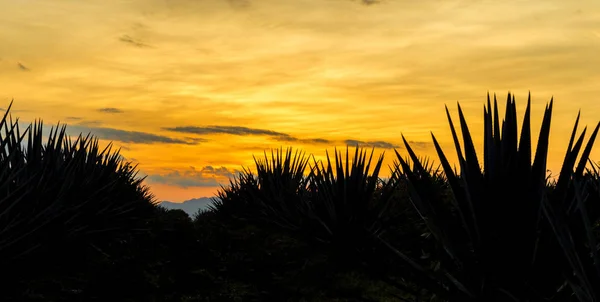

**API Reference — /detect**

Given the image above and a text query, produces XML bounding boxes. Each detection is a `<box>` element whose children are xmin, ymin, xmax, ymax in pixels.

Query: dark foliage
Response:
<box><xmin>0</xmin><ymin>100</ymin><xmax>158</xmax><ymax>300</ymax></box>
<box><xmin>387</xmin><ymin>92</ymin><xmax>600</xmax><ymax>301</ymax></box>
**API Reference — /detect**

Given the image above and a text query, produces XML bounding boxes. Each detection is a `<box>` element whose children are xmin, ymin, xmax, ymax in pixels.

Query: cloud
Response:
<box><xmin>145</xmin><ymin>165</ymin><xmax>241</xmax><ymax>188</ymax></box>
<box><xmin>97</xmin><ymin>107</ymin><xmax>124</xmax><ymax>114</ymax></box>
<box><xmin>17</xmin><ymin>62</ymin><xmax>30</xmax><ymax>71</ymax></box>
<box><xmin>184</xmin><ymin>136</ymin><xmax>208</xmax><ymax>143</ymax></box>
<box><xmin>359</xmin><ymin>0</ymin><xmax>382</xmax><ymax>5</ymax></box>
<box><xmin>65</xmin><ymin>125</ymin><xmax>197</xmax><ymax>145</ymax></box>
<box><xmin>304</xmin><ymin>138</ymin><xmax>332</xmax><ymax>144</ymax></box>
<box><xmin>64</xmin><ymin>116</ymin><xmax>82</xmax><ymax>120</ymax></box>
<box><xmin>344</xmin><ymin>139</ymin><xmax>400</xmax><ymax>149</ymax></box>
<box><xmin>405</xmin><ymin>140</ymin><xmax>431</xmax><ymax>149</ymax></box>
<box><xmin>164</xmin><ymin>125</ymin><xmax>406</xmax><ymax>148</ymax></box>
<box><xmin>75</xmin><ymin>120</ymin><xmax>103</xmax><ymax>127</ymax></box>
<box><xmin>118</xmin><ymin>35</ymin><xmax>151</xmax><ymax>48</ymax></box>
<box><xmin>165</xmin><ymin>125</ymin><xmax>336</xmax><ymax>145</ymax></box>
<box><xmin>275</xmin><ymin>135</ymin><xmax>333</xmax><ymax>145</ymax></box>
<box><xmin>165</xmin><ymin>125</ymin><xmax>290</xmax><ymax>137</ymax></box>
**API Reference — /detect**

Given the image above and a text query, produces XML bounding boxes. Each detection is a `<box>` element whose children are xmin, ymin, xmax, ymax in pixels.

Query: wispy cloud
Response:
<box><xmin>97</xmin><ymin>107</ymin><xmax>124</xmax><ymax>114</ymax></box>
<box><xmin>359</xmin><ymin>0</ymin><xmax>382</xmax><ymax>5</ymax></box>
<box><xmin>344</xmin><ymin>139</ymin><xmax>399</xmax><ymax>149</ymax></box>
<box><xmin>17</xmin><ymin>62</ymin><xmax>30</xmax><ymax>71</ymax></box>
<box><xmin>66</xmin><ymin>125</ymin><xmax>197</xmax><ymax>145</ymax></box>
<box><xmin>118</xmin><ymin>35</ymin><xmax>151</xmax><ymax>48</ymax></box>
<box><xmin>277</xmin><ymin>136</ymin><xmax>333</xmax><ymax>145</ymax></box>
<box><xmin>184</xmin><ymin>136</ymin><xmax>208</xmax><ymax>143</ymax></box>
<box><xmin>403</xmin><ymin>140</ymin><xmax>431</xmax><ymax>149</ymax></box>
<box><xmin>165</xmin><ymin>125</ymin><xmax>402</xmax><ymax>148</ymax></box>
<box><xmin>165</xmin><ymin>125</ymin><xmax>290</xmax><ymax>137</ymax></box>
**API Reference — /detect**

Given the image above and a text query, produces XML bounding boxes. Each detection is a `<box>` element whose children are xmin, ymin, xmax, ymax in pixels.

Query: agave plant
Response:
<box><xmin>0</xmin><ymin>101</ymin><xmax>157</xmax><ymax>297</ymax></box>
<box><xmin>385</xmin><ymin>92</ymin><xmax>600</xmax><ymax>301</ymax></box>
<box><xmin>213</xmin><ymin>147</ymin><xmax>403</xmax><ymax>251</ymax></box>
<box><xmin>305</xmin><ymin>146</ymin><xmax>402</xmax><ymax>257</ymax></box>
<box><xmin>211</xmin><ymin>147</ymin><xmax>314</xmax><ymax>231</ymax></box>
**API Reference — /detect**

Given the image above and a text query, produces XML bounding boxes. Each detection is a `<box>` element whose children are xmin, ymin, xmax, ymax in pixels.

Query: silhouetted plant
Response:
<box><xmin>0</xmin><ymin>101</ymin><xmax>157</xmax><ymax>300</ymax></box>
<box><xmin>209</xmin><ymin>146</ymin><xmax>415</xmax><ymax>299</ymax></box>
<box><xmin>210</xmin><ymin>147</ymin><xmax>314</xmax><ymax>231</ymax></box>
<box><xmin>213</xmin><ymin>146</ymin><xmax>402</xmax><ymax>248</ymax></box>
<box><xmin>306</xmin><ymin>147</ymin><xmax>399</xmax><ymax>249</ymax></box>
<box><xmin>384</xmin><ymin>92</ymin><xmax>600</xmax><ymax>301</ymax></box>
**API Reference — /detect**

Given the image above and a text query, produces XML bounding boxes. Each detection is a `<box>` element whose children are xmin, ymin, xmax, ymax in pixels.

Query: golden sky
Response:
<box><xmin>1</xmin><ymin>0</ymin><xmax>599</xmax><ymax>202</ymax></box>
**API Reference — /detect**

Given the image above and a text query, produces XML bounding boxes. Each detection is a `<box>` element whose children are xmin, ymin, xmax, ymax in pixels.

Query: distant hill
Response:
<box><xmin>158</xmin><ymin>197</ymin><xmax>217</xmax><ymax>217</ymax></box>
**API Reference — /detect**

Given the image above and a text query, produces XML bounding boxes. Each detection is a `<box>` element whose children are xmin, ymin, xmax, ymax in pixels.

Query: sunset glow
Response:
<box><xmin>1</xmin><ymin>0</ymin><xmax>599</xmax><ymax>202</ymax></box>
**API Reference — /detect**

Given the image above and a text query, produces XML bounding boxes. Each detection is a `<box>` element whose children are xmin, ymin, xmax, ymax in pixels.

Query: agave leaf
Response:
<box><xmin>431</xmin><ymin>133</ymin><xmax>478</xmax><ymax>247</ymax></box>
<box><xmin>516</xmin><ymin>93</ymin><xmax>532</xmax><ymax>182</ymax></box>
<box><xmin>456</xmin><ymin>102</ymin><xmax>482</xmax><ymax>180</ymax></box>
<box><xmin>556</xmin><ymin>123</ymin><xmax>587</xmax><ymax>194</ymax></box>
<box><xmin>445</xmin><ymin>105</ymin><xmax>467</xmax><ymax>167</ymax></box>
<box><xmin>531</xmin><ymin>99</ymin><xmax>553</xmax><ymax>188</ymax></box>
<box><xmin>441</xmin><ymin>105</ymin><xmax>482</xmax><ymax>247</ymax></box>
<box><xmin>575</xmin><ymin>122</ymin><xmax>600</xmax><ymax>177</ymax></box>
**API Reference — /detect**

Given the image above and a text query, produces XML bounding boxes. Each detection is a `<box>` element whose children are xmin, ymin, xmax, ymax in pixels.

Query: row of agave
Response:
<box><xmin>0</xmin><ymin>101</ymin><xmax>157</xmax><ymax>294</ymax></box>
<box><xmin>212</xmin><ymin>92</ymin><xmax>600</xmax><ymax>301</ymax></box>
<box><xmin>211</xmin><ymin>147</ymin><xmax>402</xmax><ymax>254</ymax></box>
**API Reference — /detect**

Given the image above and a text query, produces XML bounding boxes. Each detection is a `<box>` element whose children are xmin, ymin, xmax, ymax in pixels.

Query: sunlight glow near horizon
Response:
<box><xmin>1</xmin><ymin>0</ymin><xmax>599</xmax><ymax>202</ymax></box>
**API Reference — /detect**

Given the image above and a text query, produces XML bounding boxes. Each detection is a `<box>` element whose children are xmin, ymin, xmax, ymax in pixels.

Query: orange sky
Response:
<box><xmin>1</xmin><ymin>0</ymin><xmax>599</xmax><ymax>202</ymax></box>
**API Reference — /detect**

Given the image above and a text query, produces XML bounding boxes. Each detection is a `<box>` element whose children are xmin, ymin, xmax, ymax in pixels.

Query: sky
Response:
<box><xmin>1</xmin><ymin>0</ymin><xmax>599</xmax><ymax>202</ymax></box>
